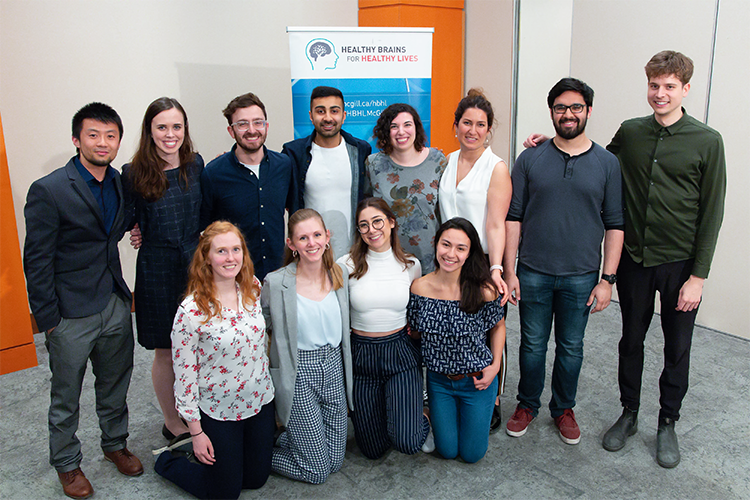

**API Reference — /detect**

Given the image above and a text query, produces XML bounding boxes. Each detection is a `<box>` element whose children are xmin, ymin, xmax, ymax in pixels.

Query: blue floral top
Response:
<box><xmin>366</xmin><ymin>148</ymin><xmax>447</xmax><ymax>274</ymax></box>
<box><xmin>407</xmin><ymin>294</ymin><xmax>504</xmax><ymax>374</ymax></box>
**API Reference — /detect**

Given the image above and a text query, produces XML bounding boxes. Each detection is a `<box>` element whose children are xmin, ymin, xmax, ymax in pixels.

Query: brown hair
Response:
<box><xmin>222</xmin><ymin>92</ymin><xmax>267</xmax><ymax>125</ymax></box>
<box><xmin>645</xmin><ymin>50</ymin><xmax>694</xmax><ymax>85</ymax></box>
<box><xmin>453</xmin><ymin>88</ymin><xmax>496</xmax><ymax>130</ymax></box>
<box><xmin>372</xmin><ymin>103</ymin><xmax>427</xmax><ymax>155</ymax></box>
<box><xmin>128</xmin><ymin>97</ymin><xmax>195</xmax><ymax>202</ymax></box>
<box><xmin>283</xmin><ymin>209</ymin><xmax>344</xmax><ymax>290</ymax></box>
<box><xmin>348</xmin><ymin>197</ymin><xmax>414</xmax><ymax>280</ymax></box>
<box><xmin>185</xmin><ymin>221</ymin><xmax>260</xmax><ymax>322</ymax></box>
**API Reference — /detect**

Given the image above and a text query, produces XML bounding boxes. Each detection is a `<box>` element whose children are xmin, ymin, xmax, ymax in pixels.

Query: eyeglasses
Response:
<box><xmin>552</xmin><ymin>103</ymin><xmax>586</xmax><ymax>114</ymax></box>
<box><xmin>357</xmin><ymin>218</ymin><xmax>386</xmax><ymax>233</ymax></box>
<box><xmin>230</xmin><ymin>119</ymin><xmax>268</xmax><ymax>131</ymax></box>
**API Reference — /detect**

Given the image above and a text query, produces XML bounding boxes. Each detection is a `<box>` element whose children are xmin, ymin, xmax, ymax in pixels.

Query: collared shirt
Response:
<box><xmin>607</xmin><ymin>110</ymin><xmax>726</xmax><ymax>278</ymax></box>
<box><xmin>200</xmin><ymin>145</ymin><xmax>296</xmax><ymax>281</ymax></box>
<box><xmin>74</xmin><ymin>156</ymin><xmax>118</xmax><ymax>234</ymax></box>
<box><xmin>507</xmin><ymin>140</ymin><xmax>623</xmax><ymax>276</ymax></box>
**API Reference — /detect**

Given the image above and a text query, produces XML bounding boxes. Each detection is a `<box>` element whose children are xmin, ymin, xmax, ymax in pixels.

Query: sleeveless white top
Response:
<box><xmin>439</xmin><ymin>146</ymin><xmax>504</xmax><ymax>253</ymax></box>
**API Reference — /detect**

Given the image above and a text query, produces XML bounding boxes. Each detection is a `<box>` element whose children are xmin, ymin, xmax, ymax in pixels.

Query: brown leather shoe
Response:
<box><xmin>57</xmin><ymin>468</ymin><xmax>93</xmax><ymax>499</ymax></box>
<box><xmin>103</xmin><ymin>447</ymin><xmax>144</xmax><ymax>476</ymax></box>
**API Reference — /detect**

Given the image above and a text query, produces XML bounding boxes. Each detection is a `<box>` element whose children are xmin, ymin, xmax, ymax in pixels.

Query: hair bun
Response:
<box><xmin>466</xmin><ymin>87</ymin><xmax>487</xmax><ymax>100</ymax></box>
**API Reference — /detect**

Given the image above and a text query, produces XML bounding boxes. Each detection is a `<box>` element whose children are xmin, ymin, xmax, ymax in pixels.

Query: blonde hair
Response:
<box><xmin>283</xmin><ymin>209</ymin><xmax>344</xmax><ymax>290</ymax></box>
<box><xmin>185</xmin><ymin>221</ymin><xmax>260</xmax><ymax>321</ymax></box>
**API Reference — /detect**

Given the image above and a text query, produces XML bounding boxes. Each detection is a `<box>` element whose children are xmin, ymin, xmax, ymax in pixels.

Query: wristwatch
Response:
<box><xmin>601</xmin><ymin>274</ymin><xmax>617</xmax><ymax>284</ymax></box>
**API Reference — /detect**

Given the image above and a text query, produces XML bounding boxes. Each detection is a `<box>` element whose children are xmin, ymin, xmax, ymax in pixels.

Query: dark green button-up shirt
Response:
<box><xmin>607</xmin><ymin>109</ymin><xmax>726</xmax><ymax>278</ymax></box>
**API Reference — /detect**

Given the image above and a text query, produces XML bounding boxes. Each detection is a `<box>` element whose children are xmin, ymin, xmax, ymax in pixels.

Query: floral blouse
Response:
<box><xmin>172</xmin><ymin>278</ymin><xmax>274</xmax><ymax>422</ymax></box>
<box><xmin>366</xmin><ymin>148</ymin><xmax>447</xmax><ymax>274</ymax></box>
<box><xmin>408</xmin><ymin>294</ymin><xmax>504</xmax><ymax>374</ymax></box>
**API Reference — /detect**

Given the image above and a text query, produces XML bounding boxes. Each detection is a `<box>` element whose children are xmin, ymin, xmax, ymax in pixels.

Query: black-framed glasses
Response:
<box><xmin>552</xmin><ymin>103</ymin><xmax>586</xmax><ymax>114</ymax></box>
<box><xmin>357</xmin><ymin>218</ymin><xmax>386</xmax><ymax>233</ymax></box>
<box><xmin>230</xmin><ymin>119</ymin><xmax>268</xmax><ymax>131</ymax></box>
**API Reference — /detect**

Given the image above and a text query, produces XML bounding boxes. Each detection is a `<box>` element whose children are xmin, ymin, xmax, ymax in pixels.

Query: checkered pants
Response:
<box><xmin>271</xmin><ymin>344</ymin><xmax>347</xmax><ymax>484</ymax></box>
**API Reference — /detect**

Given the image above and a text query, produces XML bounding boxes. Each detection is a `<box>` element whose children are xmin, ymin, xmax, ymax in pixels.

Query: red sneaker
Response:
<box><xmin>554</xmin><ymin>409</ymin><xmax>581</xmax><ymax>445</ymax></box>
<box><xmin>506</xmin><ymin>406</ymin><xmax>535</xmax><ymax>437</ymax></box>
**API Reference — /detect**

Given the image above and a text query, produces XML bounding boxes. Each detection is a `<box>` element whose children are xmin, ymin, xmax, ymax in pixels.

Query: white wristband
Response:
<box><xmin>489</xmin><ymin>265</ymin><xmax>504</xmax><ymax>273</ymax></box>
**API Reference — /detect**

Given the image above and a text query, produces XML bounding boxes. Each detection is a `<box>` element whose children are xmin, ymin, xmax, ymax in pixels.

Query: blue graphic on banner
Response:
<box><xmin>291</xmin><ymin>78</ymin><xmax>431</xmax><ymax>150</ymax></box>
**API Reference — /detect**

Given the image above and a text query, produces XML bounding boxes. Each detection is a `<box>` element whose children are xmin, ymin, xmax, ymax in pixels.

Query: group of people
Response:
<box><xmin>22</xmin><ymin>49</ymin><xmax>725</xmax><ymax>500</ymax></box>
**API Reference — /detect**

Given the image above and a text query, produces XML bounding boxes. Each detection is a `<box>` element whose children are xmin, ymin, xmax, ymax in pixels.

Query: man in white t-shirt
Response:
<box><xmin>283</xmin><ymin>86</ymin><xmax>372</xmax><ymax>258</ymax></box>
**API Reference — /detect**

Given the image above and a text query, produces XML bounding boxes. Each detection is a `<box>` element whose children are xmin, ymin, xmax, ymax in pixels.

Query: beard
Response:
<box><xmin>554</xmin><ymin>115</ymin><xmax>587</xmax><ymax>140</ymax></box>
<box><xmin>236</xmin><ymin>131</ymin><xmax>266</xmax><ymax>154</ymax></box>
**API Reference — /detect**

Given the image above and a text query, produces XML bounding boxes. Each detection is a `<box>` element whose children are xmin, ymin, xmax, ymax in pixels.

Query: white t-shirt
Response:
<box><xmin>240</xmin><ymin>161</ymin><xmax>260</xmax><ymax>179</ymax></box>
<box><xmin>338</xmin><ymin>249</ymin><xmax>422</xmax><ymax>332</ymax></box>
<box><xmin>305</xmin><ymin>141</ymin><xmax>353</xmax><ymax>258</ymax></box>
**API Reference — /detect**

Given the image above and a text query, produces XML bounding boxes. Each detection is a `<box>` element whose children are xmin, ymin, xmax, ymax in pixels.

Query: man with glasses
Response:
<box><xmin>200</xmin><ymin>92</ymin><xmax>297</xmax><ymax>280</ymax></box>
<box><xmin>282</xmin><ymin>86</ymin><xmax>371</xmax><ymax>258</ymax></box>
<box><xmin>502</xmin><ymin>78</ymin><xmax>624</xmax><ymax>445</ymax></box>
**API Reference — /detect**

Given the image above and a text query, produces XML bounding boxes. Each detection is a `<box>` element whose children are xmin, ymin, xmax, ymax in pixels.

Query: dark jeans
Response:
<box><xmin>516</xmin><ymin>264</ymin><xmax>598</xmax><ymax>418</ymax></box>
<box><xmin>617</xmin><ymin>252</ymin><xmax>698</xmax><ymax>421</ymax></box>
<box><xmin>155</xmin><ymin>402</ymin><xmax>275</xmax><ymax>499</ymax></box>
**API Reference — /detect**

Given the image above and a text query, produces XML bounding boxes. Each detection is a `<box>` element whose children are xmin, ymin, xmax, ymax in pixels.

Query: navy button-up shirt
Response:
<box><xmin>74</xmin><ymin>156</ymin><xmax>118</xmax><ymax>235</ymax></box>
<box><xmin>200</xmin><ymin>145</ymin><xmax>297</xmax><ymax>281</ymax></box>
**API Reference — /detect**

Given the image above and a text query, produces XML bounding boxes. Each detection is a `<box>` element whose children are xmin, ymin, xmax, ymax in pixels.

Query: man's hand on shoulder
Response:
<box><xmin>677</xmin><ymin>275</ymin><xmax>704</xmax><ymax>312</ymax></box>
<box><xmin>523</xmin><ymin>133</ymin><xmax>549</xmax><ymax>148</ymax></box>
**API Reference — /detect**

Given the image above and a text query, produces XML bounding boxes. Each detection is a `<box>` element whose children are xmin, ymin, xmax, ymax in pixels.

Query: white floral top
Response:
<box><xmin>171</xmin><ymin>279</ymin><xmax>274</xmax><ymax>422</ymax></box>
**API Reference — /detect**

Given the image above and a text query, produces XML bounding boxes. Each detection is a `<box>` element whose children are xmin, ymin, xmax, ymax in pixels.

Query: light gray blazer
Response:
<box><xmin>261</xmin><ymin>262</ymin><xmax>354</xmax><ymax>427</ymax></box>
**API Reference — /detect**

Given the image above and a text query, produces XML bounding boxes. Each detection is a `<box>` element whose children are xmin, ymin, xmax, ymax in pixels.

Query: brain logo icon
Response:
<box><xmin>305</xmin><ymin>38</ymin><xmax>339</xmax><ymax>71</ymax></box>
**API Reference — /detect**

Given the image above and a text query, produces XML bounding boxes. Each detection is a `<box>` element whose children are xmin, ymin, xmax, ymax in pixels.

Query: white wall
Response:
<box><xmin>0</xmin><ymin>0</ymin><xmax>358</xmax><ymax>290</ymax></box>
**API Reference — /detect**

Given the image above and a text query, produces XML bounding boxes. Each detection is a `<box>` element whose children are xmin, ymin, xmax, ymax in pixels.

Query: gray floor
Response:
<box><xmin>1</xmin><ymin>302</ymin><xmax>749</xmax><ymax>500</ymax></box>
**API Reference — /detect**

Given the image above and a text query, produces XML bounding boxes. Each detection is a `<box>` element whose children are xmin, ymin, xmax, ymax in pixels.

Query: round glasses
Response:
<box><xmin>357</xmin><ymin>218</ymin><xmax>386</xmax><ymax>233</ymax></box>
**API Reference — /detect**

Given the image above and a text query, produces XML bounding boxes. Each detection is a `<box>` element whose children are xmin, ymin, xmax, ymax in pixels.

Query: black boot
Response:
<box><xmin>602</xmin><ymin>407</ymin><xmax>638</xmax><ymax>451</ymax></box>
<box><xmin>657</xmin><ymin>417</ymin><xmax>680</xmax><ymax>468</ymax></box>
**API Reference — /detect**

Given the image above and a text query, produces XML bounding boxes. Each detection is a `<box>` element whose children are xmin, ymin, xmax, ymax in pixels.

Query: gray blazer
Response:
<box><xmin>261</xmin><ymin>262</ymin><xmax>354</xmax><ymax>427</ymax></box>
<box><xmin>23</xmin><ymin>157</ymin><xmax>130</xmax><ymax>331</ymax></box>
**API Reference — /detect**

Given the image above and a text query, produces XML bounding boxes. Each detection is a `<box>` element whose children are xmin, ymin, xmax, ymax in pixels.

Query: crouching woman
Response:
<box><xmin>408</xmin><ymin>217</ymin><xmax>506</xmax><ymax>463</ymax></box>
<box><xmin>262</xmin><ymin>208</ymin><xmax>353</xmax><ymax>484</ymax></box>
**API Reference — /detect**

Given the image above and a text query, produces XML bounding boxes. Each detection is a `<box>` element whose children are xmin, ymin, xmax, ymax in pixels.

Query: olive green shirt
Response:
<box><xmin>607</xmin><ymin>110</ymin><xmax>726</xmax><ymax>279</ymax></box>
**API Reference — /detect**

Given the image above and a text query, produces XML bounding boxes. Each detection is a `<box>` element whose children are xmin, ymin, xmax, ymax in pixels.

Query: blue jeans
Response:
<box><xmin>516</xmin><ymin>264</ymin><xmax>598</xmax><ymax>418</ymax></box>
<box><xmin>427</xmin><ymin>371</ymin><xmax>497</xmax><ymax>463</ymax></box>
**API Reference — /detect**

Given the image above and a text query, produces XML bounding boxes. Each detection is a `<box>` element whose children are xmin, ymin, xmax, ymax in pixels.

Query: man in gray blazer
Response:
<box><xmin>24</xmin><ymin>102</ymin><xmax>142</xmax><ymax>499</ymax></box>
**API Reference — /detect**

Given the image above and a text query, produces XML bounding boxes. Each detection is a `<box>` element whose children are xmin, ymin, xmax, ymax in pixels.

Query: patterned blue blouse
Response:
<box><xmin>407</xmin><ymin>294</ymin><xmax>504</xmax><ymax>375</ymax></box>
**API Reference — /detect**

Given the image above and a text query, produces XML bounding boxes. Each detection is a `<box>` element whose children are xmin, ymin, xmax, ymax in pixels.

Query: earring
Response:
<box><xmin>325</xmin><ymin>243</ymin><xmax>330</xmax><ymax>250</ymax></box>
<box><xmin>292</xmin><ymin>250</ymin><xmax>298</xmax><ymax>258</ymax></box>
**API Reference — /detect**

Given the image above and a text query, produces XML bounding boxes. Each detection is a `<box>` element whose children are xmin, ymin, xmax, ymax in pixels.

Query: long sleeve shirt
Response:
<box><xmin>607</xmin><ymin>110</ymin><xmax>726</xmax><ymax>278</ymax></box>
<box><xmin>171</xmin><ymin>280</ymin><xmax>274</xmax><ymax>422</ymax></box>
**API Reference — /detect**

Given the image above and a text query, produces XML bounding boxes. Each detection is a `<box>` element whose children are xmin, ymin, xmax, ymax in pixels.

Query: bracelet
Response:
<box><xmin>489</xmin><ymin>265</ymin><xmax>504</xmax><ymax>274</ymax></box>
<box><xmin>190</xmin><ymin>430</ymin><xmax>204</xmax><ymax>437</ymax></box>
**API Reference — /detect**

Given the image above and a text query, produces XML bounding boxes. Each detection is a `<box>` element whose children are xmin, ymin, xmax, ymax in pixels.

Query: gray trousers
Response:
<box><xmin>45</xmin><ymin>292</ymin><xmax>134</xmax><ymax>472</ymax></box>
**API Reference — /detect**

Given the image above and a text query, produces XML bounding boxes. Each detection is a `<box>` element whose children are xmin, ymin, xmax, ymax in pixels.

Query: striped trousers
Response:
<box><xmin>351</xmin><ymin>328</ymin><xmax>429</xmax><ymax>459</ymax></box>
<box><xmin>272</xmin><ymin>345</ymin><xmax>347</xmax><ymax>484</ymax></box>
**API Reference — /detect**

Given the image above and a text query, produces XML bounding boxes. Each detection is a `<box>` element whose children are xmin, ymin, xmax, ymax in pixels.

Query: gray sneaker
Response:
<box><xmin>602</xmin><ymin>407</ymin><xmax>638</xmax><ymax>451</ymax></box>
<box><xmin>657</xmin><ymin>417</ymin><xmax>680</xmax><ymax>468</ymax></box>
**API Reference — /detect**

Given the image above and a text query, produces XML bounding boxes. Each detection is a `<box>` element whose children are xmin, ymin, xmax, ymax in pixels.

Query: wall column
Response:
<box><xmin>0</xmin><ymin>113</ymin><xmax>37</xmax><ymax>375</ymax></box>
<box><xmin>359</xmin><ymin>0</ymin><xmax>464</xmax><ymax>152</ymax></box>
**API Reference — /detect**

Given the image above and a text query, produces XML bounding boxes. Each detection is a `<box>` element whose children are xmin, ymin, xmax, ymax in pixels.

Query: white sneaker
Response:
<box><xmin>422</xmin><ymin>425</ymin><xmax>435</xmax><ymax>453</ymax></box>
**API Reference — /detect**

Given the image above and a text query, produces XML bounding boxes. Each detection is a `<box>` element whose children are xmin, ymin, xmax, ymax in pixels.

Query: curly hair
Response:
<box><xmin>185</xmin><ymin>221</ymin><xmax>260</xmax><ymax>322</ymax></box>
<box><xmin>372</xmin><ymin>103</ymin><xmax>427</xmax><ymax>155</ymax></box>
<box><xmin>283</xmin><ymin>208</ymin><xmax>344</xmax><ymax>290</ymax></box>
<box><xmin>128</xmin><ymin>97</ymin><xmax>195</xmax><ymax>201</ymax></box>
<box><xmin>433</xmin><ymin>217</ymin><xmax>498</xmax><ymax>314</ymax></box>
<box><xmin>348</xmin><ymin>197</ymin><xmax>415</xmax><ymax>280</ymax></box>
